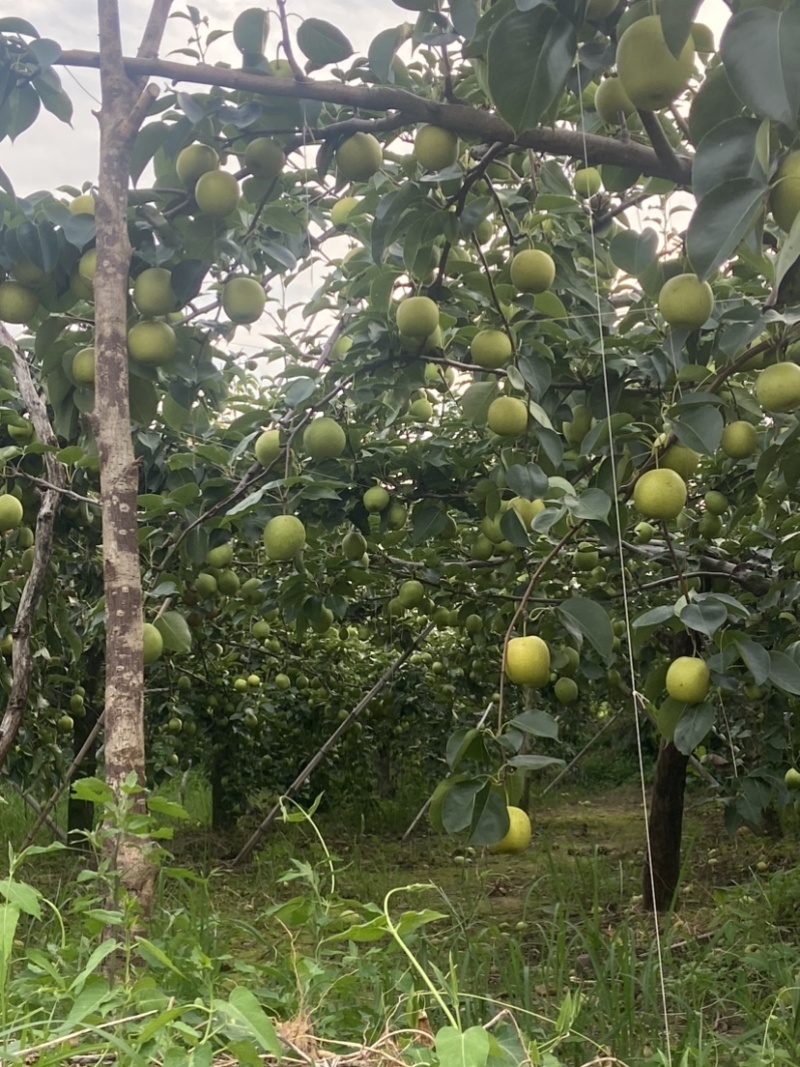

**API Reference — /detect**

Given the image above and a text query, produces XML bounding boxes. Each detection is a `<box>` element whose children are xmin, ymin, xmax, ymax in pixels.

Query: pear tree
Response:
<box><xmin>0</xmin><ymin>0</ymin><xmax>799</xmax><ymax>919</ymax></box>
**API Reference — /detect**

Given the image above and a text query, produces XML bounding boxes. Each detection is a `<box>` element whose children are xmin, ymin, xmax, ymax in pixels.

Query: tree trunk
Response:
<box><xmin>93</xmin><ymin>0</ymin><xmax>172</xmax><ymax>921</ymax></box>
<box><xmin>642</xmin><ymin>740</ymin><xmax>689</xmax><ymax>912</ymax></box>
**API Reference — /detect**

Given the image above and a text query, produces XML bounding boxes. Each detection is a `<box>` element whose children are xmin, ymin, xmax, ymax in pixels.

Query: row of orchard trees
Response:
<box><xmin>0</xmin><ymin>0</ymin><xmax>800</xmax><ymax>916</ymax></box>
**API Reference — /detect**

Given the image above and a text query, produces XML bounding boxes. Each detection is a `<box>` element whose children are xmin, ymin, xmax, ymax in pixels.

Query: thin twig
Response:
<box><xmin>275</xmin><ymin>0</ymin><xmax>306</xmax><ymax>81</ymax></box>
<box><xmin>16</xmin><ymin>471</ymin><xmax>98</xmax><ymax>506</ymax></box>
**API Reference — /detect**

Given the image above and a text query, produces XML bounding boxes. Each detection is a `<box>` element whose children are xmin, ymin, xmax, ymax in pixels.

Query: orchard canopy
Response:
<box><xmin>0</xmin><ymin>0</ymin><xmax>799</xmax><ymax>903</ymax></box>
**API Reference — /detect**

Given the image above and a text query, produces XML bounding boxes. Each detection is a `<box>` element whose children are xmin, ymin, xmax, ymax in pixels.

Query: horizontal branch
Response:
<box><xmin>56</xmin><ymin>50</ymin><xmax>692</xmax><ymax>185</ymax></box>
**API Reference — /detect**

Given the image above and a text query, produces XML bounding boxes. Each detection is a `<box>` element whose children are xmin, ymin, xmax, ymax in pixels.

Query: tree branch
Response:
<box><xmin>636</xmin><ymin>109</ymin><xmax>685</xmax><ymax>183</ymax></box>
<box><xmin>56</xmin><ymin>50</ymin><xmax>693</xmax><ymax>184</ymax></box>
<box><xmin>0</xmin><ymin>325</ymin><xmax>66</xmax><ymax>770</ymax></box>
<box><xmin>137</xmin><ymin>0</ymin><xmax>174</xmax><ymax>62</ymax></box>
<box><xmin>275</xmin><ymin>0</ymin><xmax>306</xmax><ymax>81</ymax></box>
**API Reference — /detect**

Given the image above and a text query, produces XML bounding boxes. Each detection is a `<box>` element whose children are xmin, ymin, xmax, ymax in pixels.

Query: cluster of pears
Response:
<box><xmin>253</xmin><ymin>413</ymin><xmax>349</xmax><ymax>472</ymax></box>
<box><xmin>188</xmin><ymin>542</ymin><xmax>256</xmax><ymax>603</ymax></box>
<box><xmin>394</xmin><ymin>265</ymin><xmax>566</xmax><ymax>441</ymax></box>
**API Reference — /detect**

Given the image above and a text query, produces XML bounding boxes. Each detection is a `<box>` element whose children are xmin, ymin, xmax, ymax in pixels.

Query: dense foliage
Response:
<box><xmin>0</xmin><ymin>0</ymin><xmax>799</xmax><ymax>877</ymax></box>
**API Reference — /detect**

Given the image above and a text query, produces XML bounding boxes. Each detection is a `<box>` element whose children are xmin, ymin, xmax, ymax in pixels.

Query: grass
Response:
<box><xmin>0</xmin><ymin>771</ymin><xmax>798</xmax><ymax>1067</ymax></box>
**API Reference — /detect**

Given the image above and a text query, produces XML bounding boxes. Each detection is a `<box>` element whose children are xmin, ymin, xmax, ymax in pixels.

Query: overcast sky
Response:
<box><xmin>5</xmin><ymin>0</ymin><xmax>730</xmax><ymax>196</ymax></box>
<box><xmin>4</xmin><ymin>0</ymin><xmax>393</xmax><ymax>193</ymax></box>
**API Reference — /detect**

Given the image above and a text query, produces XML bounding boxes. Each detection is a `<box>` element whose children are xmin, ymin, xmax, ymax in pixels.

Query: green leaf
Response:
<box><xmin>153</xmin><ymin>611</ymin><xmax>192</xmax><ymax>653</ymax></box>
<box><xmin>0</xmin><ymin>904</ymin><xmax>20</xmax><ymax>988</ymax></box>
<box><xmin>737</xmin><ymin>638</ymin><xmax>771</xmax><ymax>685</ymax></box>
<box><xmin>660</xmin><ymin>0</ymin><xmax>702</xmax><ymax>58</ymax></box>
<box><xmin>506</xmin><ymin>754</ymin><xmax>565</xmax><ymax>770</ymax></box>
<box><xmin>129</xmin><ymin>377</ymin><xmax>159</xmax><ymax>426</ymax></box>
<box><xmin>395</xmin><ymin>907</ymin><xmax>448</xmax><ymax>938</ymax></box>
<box><xmin>296</xmin><ymin>19</ymin><xmax>353</xmax><ymax>65</ymax></box>
<box><xmin>609</xmin><ymin>228</ymin><xmax>658</xmax><ymax>276</ymax></box>
<box><xmin>331</xmin><ymin>908</ymin><xmax>444</xmax><ymax>943</ymax></box>
<box><xmin>225</xmin><ymin>1043</ymin><xmax>261</xmax><ymax>1067</ymax></box>
<box><xmin>486</xmin><ymin>6</ymin><xmax>576</xmax><ymax>135</ymax></box>
<box><xmin>441</xmin><ymin>777</ymin><xmax>485</xmax><ymax>834</ymax></box>
<box><xmin>673</xmin><ymin>704</ymin><xmax>715</xmax><ymax>756</ymax></box>
<box><xmin>505</xmin><ymin>463</ymin><xmax>548</xmax><ymax>499</ymax></box>
<box><xmin>27</xmin><ymin>38</ymin><xmax>61</xmax><ymax>67</ymax></box>
<box><xmin>66</xmin><ymin>943</ymin><xmax>119</xmax><ymax>998</ymax></box>
<box><xmin>720</xmin><ymin>6</ymin><xmax>800</xmax><ymax>129</ymax></box>
<box><xmin>0</xmin><ymin>17</ymin><xmax>39</xmax><ymax>35</ymax></box>
<box><xmin>769</xmin><ymin>650</ymin><xmax>800</xmax><ymax>695</ymax></box>
<box><xmin>686</xmin><ymin>177</ymin><xmax>767</xmax><ymax>281</ymax></box>
<box><xmin>147</xmin><ymin>796</ymin><xmax>190</xmax><ymax>820</ymax></box>
<box><xmin>131</xmin><ymin>122</ymin><xmax>169</xmax><ymax>185</ymax></box>
<box><xmin>61</xmin><ymin>212</ymin><xmax>96</xmax><ymax>249</ymax></box>
<box><xmin>284</xmin><ymin>378</ymin><xmax>316</xmax><ymax>408</ymax></box>
<box><xmin>371</xmin><ymin>184</ymin><xmax>422</xmax><ymax>262</ymax></box>
<box><xmin>451</xmin><ymin>0</ymin><xmax>480</xmax><ymax>39</ymax></box>
<box><xmin>412</xmin><ymin>504</ymin><xmax>448</xmax><ymax>544</ymax></box>
<box><xmin>461</xmin><ymin>381</ymin><xmax>499</xmax><ymax>424</ymax></box>
<box><xmin>680</xmin><ymin>600</ymin><xmax>727</xmax><ymax>637</ymax></box>
<box><xmin>32</xmin><ymin>72</ymin><xmax>72</xmax><ymax>124</ymax></box>
<box><xmin>368</xmin><ymin>25</ymin><xmax>411</xmax><ymax>81</ymax></box>
<box><xmin>634</xmin><ymin>605</ymin><xmax>675</xmax><ymax>629</ymax></box>
<box><xmin>136</xmin><ymin>937</ymin><xmax>187</xmax><ymax>977</ymax></box>
<box><xmin>232</xmin><ymin>8</ymin><xmax>269</xmax><ymax>56</ymax></box>
<box><xmin>435</xmin><ymin>1026</ymin><xmax>491</xmax><ymax>1067</ymax></box>
<box><xmin>70</xmin><ymin>777</ymin><xmax>115</xmax><ymax>805</ymax></box>
<box><xmin>0</xmin><ymin>162</ymin><xmax>14</xmax><ymax>199</ymax></box>
<box><xmin>508</xmin><ymin>709</ymin><xmax>559</xmax><ymax>739</ymax></box>
<box><xmin>669</xmin><ymin>405</ymin><xmax>723</xmax><ymax>455</ymax></box>
<box><xmin>225</xmin><ymin>987</ymin><xmax>282</xmax><ymax>1057</ymax></box>
<box><xmin>692</xmin><ymin>117</ymin><xmax>768</xmax><ymax>202</ymax></box>
<box><xmin>446</xmin><ymin>727</ymin><xmax>485</xmax><ymax>770</ymax></box>
<box><xmin>774</xmin><ymin>209</ymin><xmax>800</xmax><ymax>297</ymax></box>
<box><xmin>0</xmin><ymin>878</ymin><xmax>41</xmax><ymax>917</ymax></box>
<box><xmin>3</xmin><ymin>83</ymin><xmax>40</xmax><ymax>141</ymax></box>
<box><xmin>557</xmin><ymin>597</ymin><xmax>614</xmax><ymax>663</ymax></box>
<box><xmin>688</xmin><ymin>64</ymin><xmax>742</xmax><ymax>147</ymax></box>
<box><xmin>563</xmin><ymin>487</ymin><xmax>611</xmax><ymax>522</ymax></box>
<box><xmin>499</xmin><ymin>508</ymin><xmax>531</xmax><ymax>548</ymax></box>
<box><xmin>467</xmin><ymin>783</ymin><xmax>509</xmax><ymax>845</ymax></box>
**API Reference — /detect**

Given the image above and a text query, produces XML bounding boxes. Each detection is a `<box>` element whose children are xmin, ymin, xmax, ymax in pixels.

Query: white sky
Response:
<box><xmin>3</xmin><ymin>1</ymin><xmax>396</xmax><ymax>192</ymax></box>
<box><xmin>3</xmin><ymin>0</ymin><xmax>731</xmax><ymax>195</ymax></box>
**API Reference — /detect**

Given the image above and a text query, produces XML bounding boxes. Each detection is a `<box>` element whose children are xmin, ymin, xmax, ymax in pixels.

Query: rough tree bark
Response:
<box><xmin>92</xmin><ymin>0</ymin><xmax>173</xmax><ymax>919</ymax></box>
<box><xmin>642</xmin><ymin>740</ymin><xmax>690</xmax><ymax>912</ymax></box>
<box><xmin>0</xmin><ymin>325</ymin><xmax>65</xmax><ymax>768</ymax></box>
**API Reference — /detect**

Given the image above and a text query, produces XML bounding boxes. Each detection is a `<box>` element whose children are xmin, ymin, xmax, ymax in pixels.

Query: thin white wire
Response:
<box><xmin>574</xmin><ymin>67</ymin><xmax>674</xmax><ymax>1064</ymax></box>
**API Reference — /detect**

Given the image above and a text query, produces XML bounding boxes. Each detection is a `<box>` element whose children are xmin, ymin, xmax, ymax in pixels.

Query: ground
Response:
<box><xmin>3</xmin><ymin>776</ymin><xmax>798</xmax><ymax>1065</ymax></box>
